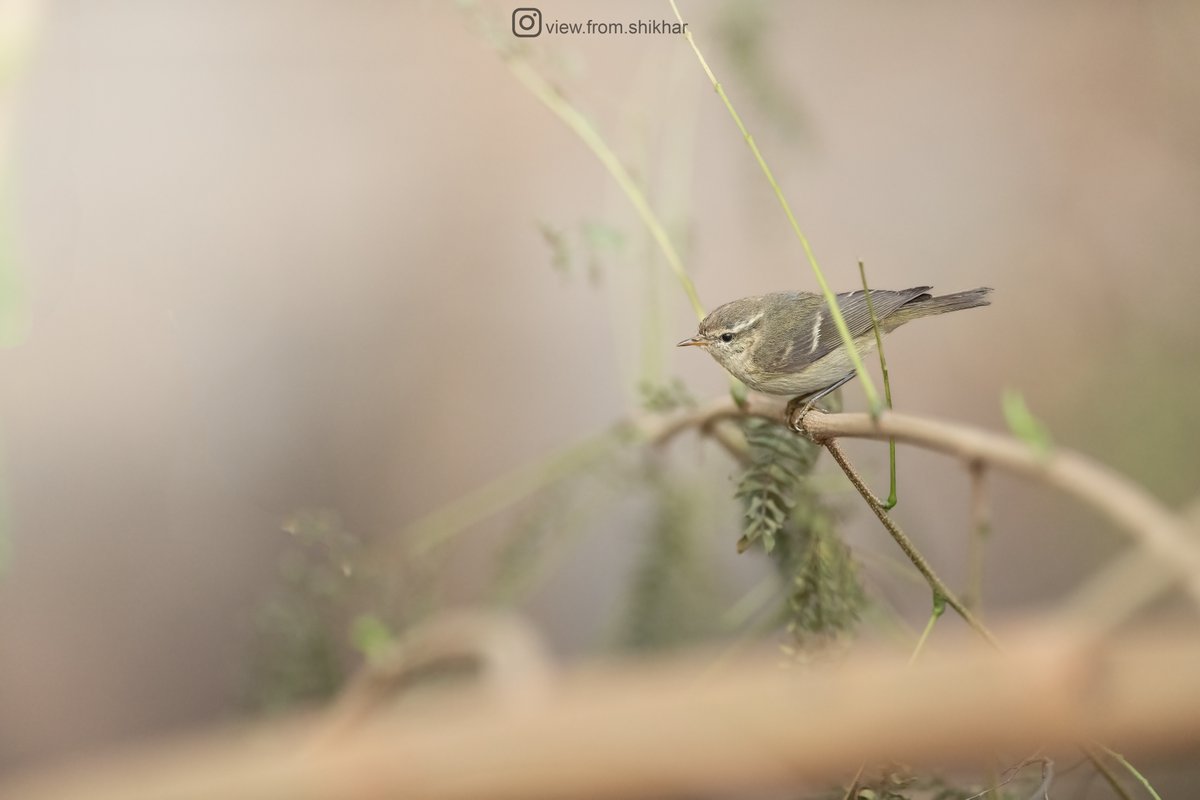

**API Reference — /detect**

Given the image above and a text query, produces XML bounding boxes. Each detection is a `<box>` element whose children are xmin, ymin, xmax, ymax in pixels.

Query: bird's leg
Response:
<box><xmin>786</xmin><ymin>372</ymin><xmax>856</xmax><ymax>431</ymax></box>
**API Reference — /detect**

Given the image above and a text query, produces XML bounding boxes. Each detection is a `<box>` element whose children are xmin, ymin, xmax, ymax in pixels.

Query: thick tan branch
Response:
<box><xmin>6</xmin><ymin>628</ymin><xmax>1199</xmax><ymax>800</ymax></box>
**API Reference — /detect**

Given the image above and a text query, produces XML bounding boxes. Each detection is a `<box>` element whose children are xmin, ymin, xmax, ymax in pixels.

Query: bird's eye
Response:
<box><xmin>720</xmin><ymin>332</ymin><xmax>734</xmax><ymax>343</ymax></box>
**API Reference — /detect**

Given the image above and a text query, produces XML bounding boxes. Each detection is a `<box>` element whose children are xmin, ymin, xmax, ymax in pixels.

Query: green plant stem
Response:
<box><xmin>402</xmin><ymin>429</ymin><xmax>621</xmax><ymax>556</ymax></box>
<box><xmin>823</xmin><ymin>439</ymin><xmax>1000</xmax><ymax>650</ymax></box>
<box><xmin>907</xmin><ymin>591</ymin><xmax>945</xmax><ymax>666</ymax></box>
<box><xmin>668</xmin><ymin>0</ymin><xmax>881</xmax><ymax>415</ymax></box>
<box><xmin>1098</xmin><ymin>745</ymin><xmax>1161</xmax><ymax>800</ymax></box>
<box><xmin>858</xmin><ymin>261</ymin><xmax>897</xmax><ymax>506</ymax></box>
<box><xmin>504</xmin><ymin>57</ymin><xmax>705</xmax><ymax>321</ymax></box>
<box><xmin>505</xmin><ymin>51</ymin><xmax>750</xmax><ymax>400</ymax></box>
<box><xmin>825</xmin><ymin>437</ymin><xmax>1146</xmax><ymax>796</ymax></box>
<box><xmin>1083</xmin><ymin>745</ymin><xmax>1135</xmax><ymax>800</ymax></box>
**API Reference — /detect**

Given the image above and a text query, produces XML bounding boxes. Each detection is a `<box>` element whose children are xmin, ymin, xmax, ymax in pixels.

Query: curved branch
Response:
<box><xmin>650</xmin><ymin>396</ymin><xmax>1200</xmax><ymax>610</ymax></box>
<box><xmin>797</xmin><ymin>410</ymin><xmax>1200</xmax><ymax>604</ymax></box>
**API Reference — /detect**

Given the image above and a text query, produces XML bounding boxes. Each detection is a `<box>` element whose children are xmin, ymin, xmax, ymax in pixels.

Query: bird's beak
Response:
<box><xmin>676</xmin><ymin>336</ymin><xmax>707</xmax><ymax>348</ymax></box>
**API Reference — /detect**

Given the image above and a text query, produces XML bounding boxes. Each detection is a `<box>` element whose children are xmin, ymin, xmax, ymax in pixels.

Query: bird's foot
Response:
<box><xmin>786</xmin><ymin>395</ymin><xmax>828</xmax><ymax>432</ymax></box>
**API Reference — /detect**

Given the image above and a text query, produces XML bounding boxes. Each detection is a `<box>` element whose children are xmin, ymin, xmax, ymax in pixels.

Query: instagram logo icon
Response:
<box><xmin>512</xmin><ymin>8</ymin><xmax>542</xmax><ymax>37</ymax></box>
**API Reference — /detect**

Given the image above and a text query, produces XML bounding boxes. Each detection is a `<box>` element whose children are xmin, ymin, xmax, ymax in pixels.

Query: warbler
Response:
<box><xmin>677</xmin><ymin>286</ymin><xmax>991</xmax><ymax>410</ymax></box>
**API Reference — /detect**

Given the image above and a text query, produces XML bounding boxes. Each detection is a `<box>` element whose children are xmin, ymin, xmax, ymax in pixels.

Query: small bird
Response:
<box><xmin>677</xmin><ymin>286</ymin><xmax>992</xmax><ymax>412</ymax></box>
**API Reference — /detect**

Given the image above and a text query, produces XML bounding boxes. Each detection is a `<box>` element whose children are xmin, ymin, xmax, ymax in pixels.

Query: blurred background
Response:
<box><xmin>0</xmin><ymin>0</ymin><xmax>1198</xmax><ymax>790</ymax></box>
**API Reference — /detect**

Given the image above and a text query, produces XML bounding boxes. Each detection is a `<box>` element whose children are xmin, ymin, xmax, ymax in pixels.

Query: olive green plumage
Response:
<box><xmin>678</xmin><ymin>287</ymin><xmax>992</xmax><ymax>398</ymax></box>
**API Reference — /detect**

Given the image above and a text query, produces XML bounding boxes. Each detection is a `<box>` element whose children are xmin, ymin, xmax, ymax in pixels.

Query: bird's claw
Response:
<box><xmin>786</xmin><ymin>396</ymin><xmax>827</xmax><ymax>432</ymax></box>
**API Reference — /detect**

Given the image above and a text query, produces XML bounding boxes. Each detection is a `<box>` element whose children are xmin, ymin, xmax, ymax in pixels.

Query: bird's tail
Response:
<box><xmin>895</xmin><ymin>287</ymin><xmax>992</xmax><ymax>322</ymax></box>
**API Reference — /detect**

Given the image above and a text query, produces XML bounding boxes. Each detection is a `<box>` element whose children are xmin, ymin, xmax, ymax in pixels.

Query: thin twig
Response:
<box><xmin>824</xmin><ymin>439</ymin><xmax>1001</xmax><ymax>650</ymax></box>
<box><xmin>964</xmin><ymin>757</ymin><xmax>1054</xmax><ymax>800</ymax></box>
<box><xmin>859</xmin><ymin>260</ymin><xmax>897</xmax><ymax>505</ymax></box>
<box><xmin>826</xmin><ymin>437</ymin><xmax>1140</xmax><ymax>795</ymax></box>
<box><xmin>840</xmin><ymin>761</ymin><xmax>867</xmax><ymax>800</ymax></box>
<box><xmin>798</xmin><ymin>409</ymin><xmax>1200</xmax><ymax>608</ymax></box>
<box><xmin>378</xmin><ymin>398</ymin><xmax>761</xmax><ymax>565</ymax></box>
<box><xmin>1084</xmin><ymin>744</ymin><xmax>1137</xmax><ymax>800</ymax></box>
<box><xmin>1026</xmin><ymin>758</ymin><xmax>1054</xmax><ymax>800</ymax></box>
<box><xmin>395</xmin><ymin>430</ymin><xmax>621</xmax><ymax>557</ymax></box>
<box><xmin>908</xmin><ymin>593</ymin><xmax>946</xmax><ymax>665</ymax></box>
<box><xmin>1098</xmin><ymin>744</ymin><xmax>1162</xmax><ymax>800</ymax></box>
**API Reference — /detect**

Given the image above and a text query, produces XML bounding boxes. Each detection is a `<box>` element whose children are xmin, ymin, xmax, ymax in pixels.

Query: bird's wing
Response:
<box><xmin>758</xmin><ymin>287</ymin><xmax>931</xmax><ymax>372</ymax></box>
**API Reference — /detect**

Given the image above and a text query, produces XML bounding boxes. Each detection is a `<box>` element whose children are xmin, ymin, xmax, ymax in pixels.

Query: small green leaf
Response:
<box><xmin>1002</xmin><ymin>389</ymin><xmax>1053</xmax><ymax>458</ymax></box>
<box><xmin>349</xmin><ymin>614</ymin><xmax>394</xmax><ymax>661</ymax></box>
<box><xmin>580</xmin><ymin>219</ymin><xmax>625</xmax><ymax>252</ymax></box>
<box><xmin>734</xmin><ymin>418</ymin><xmax>866</xmax><ymax>644</ymax></box>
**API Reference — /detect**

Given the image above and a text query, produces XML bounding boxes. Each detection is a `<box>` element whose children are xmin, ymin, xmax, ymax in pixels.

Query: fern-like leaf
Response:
<box><xmin>734</xmin><ymin>418</ymin><xmax>866</xmax><ymax>643</ymax></box>
<box><xmin>734</xmin><ymin>418</ymin><xmax>818</xmax><ymax>552</ymax></box>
